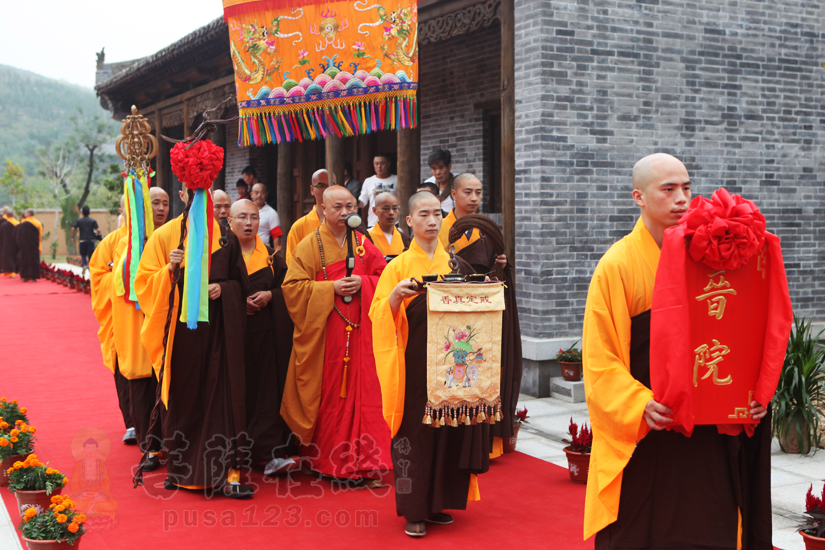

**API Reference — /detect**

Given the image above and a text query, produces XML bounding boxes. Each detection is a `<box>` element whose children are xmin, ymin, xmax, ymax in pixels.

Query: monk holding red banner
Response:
<box><xmin>583</xmin><ymin>153</ymin><xmax>790</xmax><ymax>549</ymax></box>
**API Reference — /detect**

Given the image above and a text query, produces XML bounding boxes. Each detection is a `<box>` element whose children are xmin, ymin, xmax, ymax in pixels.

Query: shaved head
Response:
<box><xmin>312</xmin><ymin>169</ymin><xmax>329</xmax><ymax>185</ymax></box>
<box><xmin>212</xmin><ymin>189</ymin><xmax>231</xmax><ymax>223</ymax></box>
<box><xmin>25</xmin><ymin>209</ymin><xmax>34</xmax><ymax>217</ymax></box>
<box><xmin>632</xmin><ymin>153</ymin><xmax>688</xmax><ymax>191</ymax></box>
<box><xmin>453</xmin><ymin>173</ymin><xmax>480</xmax><ymax>191</ymax></box>
<box><xmin>374</xmin><ymin>192</ymin><xmax>397</xmax><ymax>208</ymax></box>
<box><xmin>150</xmin><ymin>187</ymin><xmax>170</xmax><ymax>226</ymax></box>
<box><xmin>409</xmin><ymin>191</ymin><xmax>441</xmax><ymax>214</ymax></box>
<box><xmin>230</xmin><ymin>198</ymin><xmax>257</xmax><ymax>217</ymax></box>
<box><xmin>323</xmin><ymin>185</ymin><xmax>355</xmax><ymax>207</ymax></box>
<box><xmin>229</xmin><ymin>199</ymin><xmax>259</xmax><ymax>244</ymax></box>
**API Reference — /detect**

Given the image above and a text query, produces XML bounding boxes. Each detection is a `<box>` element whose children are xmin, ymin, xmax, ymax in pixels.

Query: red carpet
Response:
<box><xmin>0</xmin><ymin>276</ymin><xmax>590</xmax><ymax>548</ymax></box>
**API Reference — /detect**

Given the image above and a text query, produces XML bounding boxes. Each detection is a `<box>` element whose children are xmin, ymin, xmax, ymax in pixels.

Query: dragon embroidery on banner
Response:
<box><xmin>230</xmin><ymin>9</ymin><xmax>305</xmax><ymax>85</ymax></box>
<box><xmin>381</xmin><ymin>5</ymin><xmax>418</xmax><ymax>67</ymax></box>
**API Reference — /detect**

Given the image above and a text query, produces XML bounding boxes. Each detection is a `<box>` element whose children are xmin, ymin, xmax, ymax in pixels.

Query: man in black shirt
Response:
<box><xmin>72</xmin><ymin>206</ymin><xmax>100</xmax><ymax>268</ymax></box>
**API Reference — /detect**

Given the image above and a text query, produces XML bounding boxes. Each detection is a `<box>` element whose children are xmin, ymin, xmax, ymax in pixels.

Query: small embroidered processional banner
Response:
<box><xmin>222</xmin><ymin>0</ymin><xmax>419</xmax><ymax>146</ymax></box>
<box><xmin>425</xmin><ymin>282</ymin><xmax>505</xmax><ymax>427</ymax></box>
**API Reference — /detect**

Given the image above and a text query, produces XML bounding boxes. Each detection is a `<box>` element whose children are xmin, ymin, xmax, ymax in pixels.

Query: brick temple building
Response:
<box><xmin>96</xmin><ymin>0</ymin><xmax>825</xmax><ymax>397</ymax></box>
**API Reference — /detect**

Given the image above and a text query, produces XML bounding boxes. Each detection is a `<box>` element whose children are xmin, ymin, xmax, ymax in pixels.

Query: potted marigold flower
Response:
<box><xmin>556</xmin><ymin>342</ymin><xmax>583</xmax><ymax>382</ymax></box>
<box><xmin>503</xmin><ymin>407</ymin><xmax>529</xmax><ymax>454</ymax></box>
<box><xmin>18</xmin><ymin>493</ymin><xmax>86</xmax><ymax>549</ymax></box>
<box><xmin>8</xmin><ymin>455</ymin><xmax>68</xmax><ymax>521</ymax></box>
<box><xmin>562</xmin><ymin>417</ymin><xmax>592</xmax><ymax>484</ymax></box>
<box><xmin>798</xmin><ymin>483</ymin><xmax>825</xmax><ymax>549</ymax></box>
<box><xmin>0</xmin><ymin>397</ymin><xmax>30</xmax><ymax>426</ymax></box>
<box><xmin>1</xmin><ymin>418</ymin><xmax>36</xmax><ymax>487</ymax></box>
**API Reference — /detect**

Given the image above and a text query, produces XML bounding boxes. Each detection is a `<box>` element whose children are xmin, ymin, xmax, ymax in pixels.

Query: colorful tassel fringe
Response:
<box><xmin>114</xmin><ymin>169</ymin><xmax>154</xmax><ymax>306</ymax></box>
<box><xmin>238</xmin><ymin>96</ymin><xmax>418</xmax><ymax>147</ymax></box>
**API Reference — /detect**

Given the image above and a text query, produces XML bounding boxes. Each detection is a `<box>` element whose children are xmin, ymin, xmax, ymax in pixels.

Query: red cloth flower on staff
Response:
<box><xmin>679</xmin><ymin>187</ymin><xmax>766</xmax><ymax>271</ymax></box>
<box><xmin>169</xmin><ymin>140</ymin><xmax>224</xmax><ymax>190</ymax></box>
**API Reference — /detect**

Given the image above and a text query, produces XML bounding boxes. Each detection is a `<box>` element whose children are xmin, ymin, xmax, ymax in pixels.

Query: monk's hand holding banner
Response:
<box><xmin>222</xmin><ymin>0</ymin><xmax>418</xmax><ymax>146</ymax></box>
<box><xmin>650</xmin><ymin>188</ymin><xmax>793</xmax><ymax>436</ymax></box>
<box><xmin>424</xmin><ymin>282</ymin><xmax>505</xmax><ymax>428</ymax></box>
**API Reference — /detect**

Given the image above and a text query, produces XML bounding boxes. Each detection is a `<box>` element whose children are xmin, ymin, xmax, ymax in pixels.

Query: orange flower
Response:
<box><xmin>20</xmin><ymin>426</ymin><xmax>28</xmax><ymax>433</ymax></box>
<box><xmin>19</xmin><ymin>407</ymin><xmax>26</xmax><ymax>414</ymax></box>
<box><xmin>56</xmin><ymin>514</ymin><xmax>67</xmax><ymax>523</ymax></box>
<box><xmin>67</xmin><ymin>522</ymin><xmax>79</xmax><ymax>533</ymax></box>
<box><xmin>29</xmin><ymin>427</ymin><xmax>36</xmax><ymax>434</ymax></box>
<box><xmin>5</xmin><ymin>468</ymin><xmax>11</xmax><ymax>474</ymax></box>
<box><xmin>9</xmin><ymin>437</ymin><xmax>18</xmax><ymax>443</ymax></box>
<box><xmin>46</xmin><ymin>468</ymin><xmax>55</xmax><ymax>475</ymax></box>
<box><xmin>12</xmin><ymin>461</ymin><xmax>23</xmax><ymax>469</ymax></box>
<box><xmin>14</xmin><ymin>420</ymin><xmax>22</xmax><ymax>425</ymax></box>
<box><xmin>62</xmin><ymin>477</ymin><xmax>69</xmax><ymax>485</ymax></box>
<box><xmin>50</xmin><ymin>495</ymin><xmax>62</xmax><ymax>504</ymax></box>
<box><xmin>0</xmin><ymin>421</ymin><xmax>7</xmax><ymax>429</ymax></box>
<box><xmin>30</xmin><ymin>459</ymin><xmax>41</xmax><ymax>467</ymax></box>
<box><xmin>75</xmin><ymin>514</ymin><xmax>86</xmax><ymax>524</ymax></box>
<box><xmin>0</xmin><ymin>397</ymin><xmax>6</xmax><ymax>402</ymax></box>
<box><xmin>10</xmin><ymin>429</ymin><xmax>18</xmax><ymax>437</ymax></box>
<box><xmin>0</xmin><ymin>438</ymin><xmax>8</xmax><ymax>447</ymax></box>
<box><xmin>54</xmin><ymin>505</ymin><xmax>65</xmax><ymax>512</ymax></box>
<box><xmin>23</xmin><ymin>508</ymin><xmax>37</xmax><ymax>519</ymax></box>
<box><xmin>11</xmin><ymin>400</ymin><xmax>17</xmax><ymax>404</ymax></box>
<box><xmin>28</xmin><ymin>454</ymin><xmax>36</xmax><ymax>460</ymax></box>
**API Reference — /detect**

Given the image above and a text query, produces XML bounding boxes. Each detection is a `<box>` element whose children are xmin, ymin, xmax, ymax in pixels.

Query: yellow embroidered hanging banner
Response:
<box><xmin>424</xmin><ymin>282</ymin><xmax>505</xmax><ymax>428</ymax></box>
<box><xmin>222</xmin><ymin>0</ymin><xmax>418</xmax><ymax>146</ymax></box>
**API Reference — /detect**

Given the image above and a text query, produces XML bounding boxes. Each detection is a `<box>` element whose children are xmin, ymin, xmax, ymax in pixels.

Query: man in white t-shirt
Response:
<box><xmin>251</xmin><ymin>182</ymin><xmax>282</xmax><ymax>249</ymax></box>
<box><xmin>358</xmin><ymin>153</ymin><xmax>397</xmax><ymax>228</ymax></box>
<box><xmin>424</xmin><ymin>148</ymin><xmax>458</xmax><ymax>214</ymax></box>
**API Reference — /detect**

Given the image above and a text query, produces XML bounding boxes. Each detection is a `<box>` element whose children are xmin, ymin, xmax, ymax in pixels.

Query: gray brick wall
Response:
<box><xmin>224</xmin><ymin>119</ymin><xmax>268</xmax><ymax>202</ymax></box>
<box><xmin>513</xmin><ymin>0</ymin><xmax>825</xmax><ymax>339</ymax></box>
<box><xmin>419</xmin><ymin>24</ymin><xmax>501</xmax><ymax>198</ymax></box>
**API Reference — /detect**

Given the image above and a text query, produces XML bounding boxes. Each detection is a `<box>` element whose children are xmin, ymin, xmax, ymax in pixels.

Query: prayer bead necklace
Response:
<box><xmin>316</xmin><ymin>228</ymin><xmax>365</xmax><ymax>398</ymax></box>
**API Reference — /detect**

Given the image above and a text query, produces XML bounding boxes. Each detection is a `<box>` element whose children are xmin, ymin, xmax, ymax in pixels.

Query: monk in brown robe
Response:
<box><xmin>0</xmin><ymin>206</ymin><xmax>18</xmax><ymax>278</ymax></box>
<box><xmin>583</xmin><ymin>153</ymin><xmax>771</xmax><ymax>549</ymax></box>
<box><xmin>135</xmin><ymin>182</ymin><xmax>252</xmax><ymax>498</ymax></box>
<box><xmin>15</xmin><ymin>209</ymin><xmax>42</xmax><ymax>281</ymax></box>
<box><xmin>229</xmin><ymin>199</ymin><xmax>296</xmax><ymax>474</ymax></box>
<box><xmin>281</xmin><ymin>186</ymin><xmax>391</xmax><ymax>488</ymax></box>
<box><xmin>371</xmin><ymin>192</ymin><xmax>490</xmax><ymax>537</ymax></box>
<box><xmin>89</xmin><ymin>198</ymin><xmax>135</xmax><ymax>445</ymax></box>
<box><xmin>440</xmin><ymin>174</ymin><xmax>517</xmax><ymax>458</ymax></box>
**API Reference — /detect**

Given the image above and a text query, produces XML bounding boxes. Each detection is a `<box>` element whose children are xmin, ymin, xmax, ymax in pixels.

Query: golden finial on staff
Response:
<box><xmin>115</xmin><ymin>105</ymin><xmax>158</xmax><ymax>172</ymax></box>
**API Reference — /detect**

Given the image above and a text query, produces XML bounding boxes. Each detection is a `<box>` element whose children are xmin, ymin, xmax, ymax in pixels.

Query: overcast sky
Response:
<box><xmin>0</xmin><ymin>1</ymin><xmax>223</xmax><ymax>89</ymax></box>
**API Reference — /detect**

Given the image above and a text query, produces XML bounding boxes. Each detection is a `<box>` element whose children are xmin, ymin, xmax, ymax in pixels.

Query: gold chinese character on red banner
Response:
<box><xmin>693</xmin><ymin>339</ymin><xmax>733</xmax><ymax>387</ymax></box>
<box><xmin>695</xmin><ymin>270</ymin><xmax>738</xmax><ymax>320</ymax></box>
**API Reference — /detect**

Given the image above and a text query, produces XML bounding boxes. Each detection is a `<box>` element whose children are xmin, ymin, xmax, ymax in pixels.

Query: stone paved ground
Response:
<box><xmin>514</xmin><ymin>394</ymin><xmax>819</xmax><ymax>550</ymax></box>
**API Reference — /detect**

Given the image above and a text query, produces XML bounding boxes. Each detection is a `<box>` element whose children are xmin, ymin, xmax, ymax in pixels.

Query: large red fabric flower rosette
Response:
<box><xmin>680</xmin><ymin>187</ymin><xmax>766</xmax><ymax>270</ymax></box>
<box><xmin>169</xmin><ymin>140</ymin><xmax>224</xmax><ymax>190</ymax></box>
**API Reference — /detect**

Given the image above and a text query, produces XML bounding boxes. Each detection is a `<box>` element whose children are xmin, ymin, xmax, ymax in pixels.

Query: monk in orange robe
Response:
<box><xmin>15</xmin><ymin>209</ymin><xmax>42</xmax><ymax>281</ymax></box>
<box><xmin>370</xmin><ymin>192</ymin><xmax>490</xmax><ymax>537</ymax></box>
<box><xmin>230</xmin><ymin>200</ymin><xmax>296</xmax><ymax>474</ymax></box>
<box><xmin>0</xmin><ymin>206</ymin><xmax>19</xmax><ymax>277</ymax></box>
<box><xmin>583</xmin><ymin>153</ymin><xmax>770</xmax><ymax>548</ymax></box>
<box><xmin>285</xmin><ymin>169</ymin><xmax>327</xmax><ymax>266</ymax></box>
<box><xmin>89</xmin><ymin>198</ymin><xmax>135</xmax><ymax>445</ymax></box>
<box><xmin>281</xmin><ymin>186</ymin><xmax>390</xmax><ymax>488</ymax></box>
<box><xmin>135</xmin><ymin>183</ymin><xmax>252</xmax><ymax>498</ymax></box>
<box><xmin>368</xmin><ymin>192</ymin><xmax>410</xmax><ymax>260</ymax></box>
<box><xmin>110</xmin><ymin>189</ymin><xmax>169</xmax><ymax>471</ymax></box>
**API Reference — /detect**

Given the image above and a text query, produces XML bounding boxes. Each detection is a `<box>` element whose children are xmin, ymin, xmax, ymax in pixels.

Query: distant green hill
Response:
<box><xmin>0</xmin><ymin>64</ymin><xmax>118</xmax><ymax>204</ymax></box>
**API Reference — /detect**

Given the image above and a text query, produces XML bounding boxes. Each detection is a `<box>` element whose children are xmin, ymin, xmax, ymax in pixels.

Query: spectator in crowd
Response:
<box><xmin>72</xmin><ymin>205</ymin><xmax>101</xmax><ymax>268</ymax></box>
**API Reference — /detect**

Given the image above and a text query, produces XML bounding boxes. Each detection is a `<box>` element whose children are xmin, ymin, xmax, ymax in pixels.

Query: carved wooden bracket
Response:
<box><xmin>419</xmin><ymin>0</ymin><xmax>501</xmax><ymax>45</ymax></box>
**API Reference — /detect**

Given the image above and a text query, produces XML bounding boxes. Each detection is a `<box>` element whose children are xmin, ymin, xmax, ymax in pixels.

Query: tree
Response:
<box><xmin>36</xmin><ymin>143</ymin><xmax>77</xmax><ymax>254</ymax></box>
<box><xmin>68</xmin><ymin>108</ymin><xmax>115</xmax><ymax>210</ymax></box>
<box><xmin>0</xmin><ymin>160</ymin><xmax>29</xmax><ymax>209</ymax></box>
